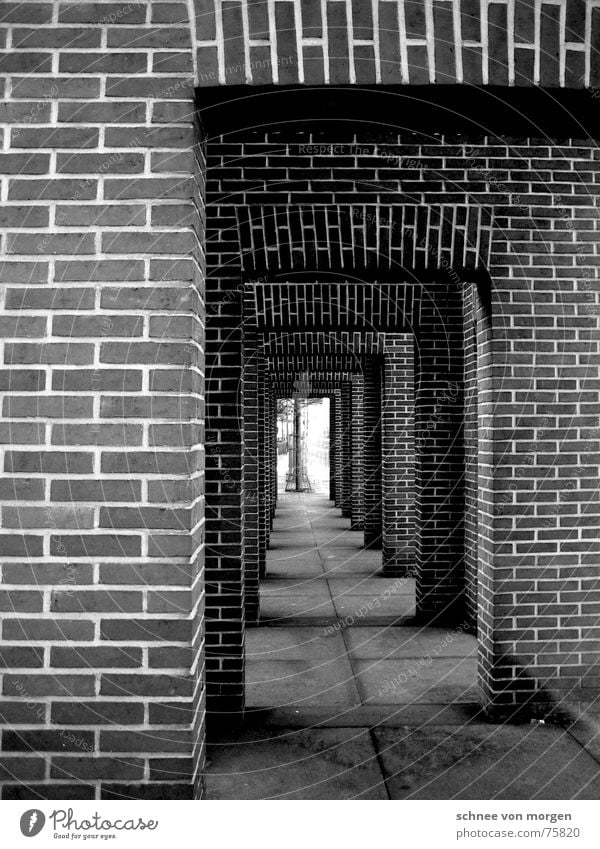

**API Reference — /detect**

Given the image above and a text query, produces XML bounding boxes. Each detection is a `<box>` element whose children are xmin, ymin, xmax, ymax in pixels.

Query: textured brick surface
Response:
<box><xmin>1</xmin><ymin>0</ymin><xmax>600</xmax><ymax>804</ymax></box>
<box><xmin>350</xmin><ymin>376</ymin><xmax>364</xmax><ymax>531</ymax></box>
<box><xmin>204</xmin><ymin>201</ymin><xmax>245</xmax><ymax>720</ymax></box>
<box><xmin>382</xmin><ymin>336</ymin><xmax>414</xmax><ymax>575</ymax></box>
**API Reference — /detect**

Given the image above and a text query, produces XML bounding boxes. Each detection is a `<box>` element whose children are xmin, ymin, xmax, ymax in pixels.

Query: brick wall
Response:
<box><xmin>333</xmin><ymin>389</ymin><xmax>343</xmax><ymax>508</ymax></box>
<box><xmin>205</xmin><ymin>127</ymin><xmax>600</xmax><ymax>713</ymax></box>
<box><xmin>0</xmin><ymin>0</ymin><xmax>204</xmax><ymax>800</ymax></box>
<box><xmin>242</xmin><ymin>330</ymin><xmax>260</xmax><ymax>623</ymax></box>
<box><xmin>362</xmin><ymin>356</ymin><xmax>383</xmax><ymax>548</ymax></box>
<box><xmin>464</xmin><ymin>278</ymin><xmax>492</xmax><ymax>634</ymax></box>
<box><xmin>242</xmin><ymin>334</ymin><xmax>270</xmax><ymax>616</ymax></box>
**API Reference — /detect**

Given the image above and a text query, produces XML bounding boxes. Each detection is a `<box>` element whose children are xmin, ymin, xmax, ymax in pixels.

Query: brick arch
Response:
<box><xmin>191</xmin><ymin>0</ymin><xmax>599</xmax><ymax>88</ymax></box>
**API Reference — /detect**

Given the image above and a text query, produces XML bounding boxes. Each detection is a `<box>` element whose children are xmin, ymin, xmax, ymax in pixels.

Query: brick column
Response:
<box><xmin>262</xmin><ymin>386</ymin><xmax>273</xmax><ymax>539</ymax></box>
<box><xmin>414</xmin><ymin>281</ymin><xmax>464</xmax><ymax>625</ymax></box>
<box><xmin>350</xmin><ymin>376</ymin><xmax>364</xmax><ymax>530</ymax></box>
<box><xmin>363</xmin><ymin>357</ymin><xmax>383</xmax><ymax>549</ymax></box>
<box><xmin>0</xmin><ymin>1</ymin><xmax>204</xmax><ymax>800</ymax></box>
<box><xmin>382</xmin><ymin>335</ymin><xmax>415</xmax><ymax>575</ymax></box>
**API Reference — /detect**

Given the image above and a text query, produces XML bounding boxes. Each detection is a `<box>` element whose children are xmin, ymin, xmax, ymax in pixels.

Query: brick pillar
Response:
<box><xmin>0</xmin><ymin>1</ymin><xmax>204</xmax><ymax>800</ymax></box>
<box><xmin>414</xmin><ymin>281</ymin><xmax>464</xmax><ymax>625</ymax></box>
<box><xmin>329</xmin><ymin>395</ymin><xmax>337</xmax><ymax>502</ymax></box>
<box><xmin>382</xmin><ymin>335</ymin><xmax>415</xmax><ymax>576</ymax></box>
<box><xmin>269</xmin><ymin>388</ymin><xmax>278</xmax><ymax>522</ymax></box>
<box><xmin>363</xmin><ymin>357</ymin><xmax>383</xmax><ymax>549</ymax></box>
<box><xmin>340</xmin><ymin>382</ymin><xmax>353</xmax><ymax>518</ymax></box>
<box><xmin>350</xmin><ymin>376</ymin><xmax>364</xmax><ymax>530</ymax></box>
<box><xmin>205</xmin><ymin>201</ymin><xmax>245</xmax><ymax>720</ymax></box>
<box><xmin>463</xmin><ymin>280</ymin><xmax>480</xmax><ymax>633</ymax></box>
<box><xmin>479</xmin><ymin>236</ymin><xmax>600</xmax><ymax>719</ymax></box>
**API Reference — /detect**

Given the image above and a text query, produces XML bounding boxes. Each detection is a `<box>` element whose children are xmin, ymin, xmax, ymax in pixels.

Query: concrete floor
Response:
<box><xmin>206</xmin><ymin>493</ymin><xmax>600</xmax><ymax>800</ymax></box>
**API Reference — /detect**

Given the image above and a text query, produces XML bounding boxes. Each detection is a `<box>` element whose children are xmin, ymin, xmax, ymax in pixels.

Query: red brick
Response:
<box><xmin>57</xmin><ymin>3</ymin><xmax>147</xmax><ymax>24</ymax></box>
<box><xmin>3</xmin><ymin>619</ymin><xmax>94</xmax><ymax>641</ymax></box>
<box><xmin>52</xmin><ymin>702</ymin><xmax>144</xmax><ymax>724</ymax></box>
<box><xmin>51</xmin><ymin>647</ymin><xmax>142</xmax><ymax>668</ymax></box>
<box><xmin>50</xmin><ymin>535</ymin><xmax>141</xmax><ymax>557</ymax></box>
<box><xmin>51</xmin><ymin>590</ymin><xmax>142</xmax><ymax>613</ymax></box>
<box><xmin>3</xmin><ymin>675</ymin><xmax>95</xmax><ymax>697</ymax></box>
<box><xmin>10</xmin><ymin>127</ymin><xmax>99</xmax><ymax>149</ymax></box>
<box><xmin>51</xmin><ymin>479</ymin><xmax>142</xmax><ymax>502</ymax></box>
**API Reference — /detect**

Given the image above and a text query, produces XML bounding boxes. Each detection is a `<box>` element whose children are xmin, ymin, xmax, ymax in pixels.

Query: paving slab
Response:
<box><xmin>345</xmin><ymin>625</ymin><xmax>477</xmax><ymax>659</ymax></box>
<box><xmin>206</xmin><ymin>727</ymin><xmax>388</xmax><ymax>799</ymax></box>
<box><xmin>373</xmin><ymin>724</ymin><xmax>600</xmax><ymax>799</ymax></box>
<box><xmin>316</xmin><ymin>537</ymin><xmax>369</xmax><ymax>547</ymax></box>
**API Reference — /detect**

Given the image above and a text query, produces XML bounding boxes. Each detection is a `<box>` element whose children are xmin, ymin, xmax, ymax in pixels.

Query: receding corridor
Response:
<box><xmin>205</xmin><ymin>495</ymin><xmax>600</xmax><ymax>800</ymax></box>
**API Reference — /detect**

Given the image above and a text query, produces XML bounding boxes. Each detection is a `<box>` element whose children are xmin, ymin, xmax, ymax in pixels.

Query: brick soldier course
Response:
<box><xmin>0</xmin><ymin>0</ymin><xmax>599</xmax><ymax>799</ymax></box>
